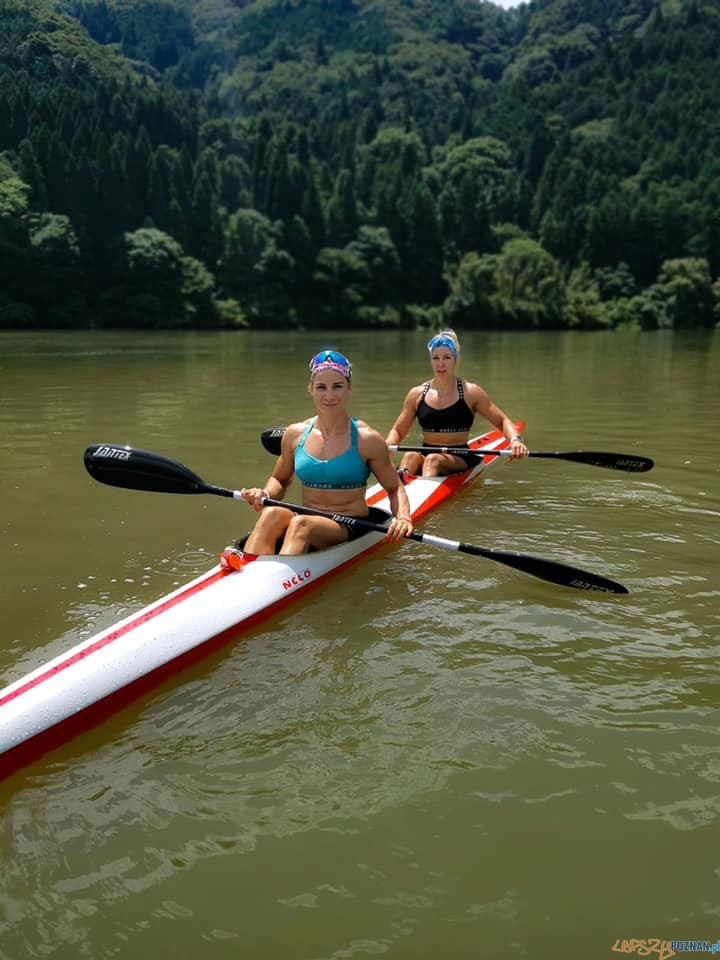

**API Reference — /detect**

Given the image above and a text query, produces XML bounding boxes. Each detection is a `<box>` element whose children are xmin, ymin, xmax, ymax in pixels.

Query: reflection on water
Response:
<box><xmin>1</xmin><ymin>330</ymin><xmax>719</xmax><ymax>959</ymax></box>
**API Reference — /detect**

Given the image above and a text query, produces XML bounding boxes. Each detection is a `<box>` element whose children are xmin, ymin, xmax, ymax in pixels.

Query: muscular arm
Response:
<box><xmin>465</xmin><ymin>382</ymin><xmax>527</xmax><ymax>459</ymax></box>
<box><xmin>385</xmin><ymin>386</ymin><xmax>422</xmax><ymax>446</ymax></box>
<box><xmin>361</xmin><ymin>426</ymin><xmax>414</xmax><ymax>539</ymax></box>
<box><xmin>465</xmin><ymin>383</ymin><xmax>520</xmax><ymax>440</ymax></box>
<box><xmin>242</xmin><ymin>421</ymin><xmax>304</xmax><ymax>508</ymax></box>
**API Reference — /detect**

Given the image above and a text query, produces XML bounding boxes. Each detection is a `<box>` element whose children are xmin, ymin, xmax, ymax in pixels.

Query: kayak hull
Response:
<box><xmin>0</xmin><ymin>426</ymin><xmax>515</xmax><ymax>779</ymax></box>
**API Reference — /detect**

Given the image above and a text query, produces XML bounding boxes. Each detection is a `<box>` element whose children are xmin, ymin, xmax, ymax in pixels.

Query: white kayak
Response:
<box><xmin>0</xmin><ymin>426</ymin><xmax>513</xmax><ymax>780</ymax></box>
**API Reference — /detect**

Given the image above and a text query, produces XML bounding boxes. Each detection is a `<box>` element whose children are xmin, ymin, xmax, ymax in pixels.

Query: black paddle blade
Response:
<box><xmin>458</xmin><ymin>543</ymin><xmax>629</xmax><ymax>593</ymax></box>
<box><xmin>261</xmin><ymin>428</ymin><xmax>285</xmax><ymax>455</ymax></box>
<box><xmin>543</xmin><ymin>451</ymin><xmax>654</xmax><ymax>472</ymax></box>
<box><xmin>84</xmin><ymin>444</ymin><xmax>209</xmax><ymax>494</ymax></box>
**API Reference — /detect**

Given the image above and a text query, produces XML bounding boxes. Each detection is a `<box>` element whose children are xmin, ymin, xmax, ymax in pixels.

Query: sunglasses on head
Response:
<box><xmin>310</xmin><ymin>350</ymin><xmax>349</xmax><ymax>367</ymax></box>
<box><xmin>309</xmin><ymin>350</ymin><xmax>352</xmax><ymax>380</ymax></box>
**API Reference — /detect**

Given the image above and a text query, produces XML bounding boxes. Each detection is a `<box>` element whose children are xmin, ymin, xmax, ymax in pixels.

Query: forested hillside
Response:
<box><xmin>1</xmin><ymin>0</ymin><xmax>718</xmax><ymax>330</ymax></box>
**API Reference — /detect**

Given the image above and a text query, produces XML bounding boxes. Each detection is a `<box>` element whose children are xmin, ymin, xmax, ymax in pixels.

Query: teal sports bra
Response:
<box><xmin>294</xmin><ymin>418</ymin><xmax>371</xmax><ymax>490</ymax></box>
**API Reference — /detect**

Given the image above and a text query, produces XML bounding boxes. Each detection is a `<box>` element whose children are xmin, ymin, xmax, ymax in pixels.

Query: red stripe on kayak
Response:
<box><xmin>411</xmin><ymin>469</ymin><xmax>475</xmax><ymax>520</ymax></box>
<box><xmin>410</xmin><ymin>441</ymin><xmax>511</xmax><ymax>521</ymax></box>
<box><xmin>0</xmin><ymin>535</ymin><xmax>391</xmax><ymax>780</ymax></box>
<box><xmin>0</xmin><ymin>566</ymin><xmax>232</xmax><ymax>709</ymax></box>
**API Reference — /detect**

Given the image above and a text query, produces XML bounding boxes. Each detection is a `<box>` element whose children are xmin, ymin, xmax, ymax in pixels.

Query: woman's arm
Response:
<box><xmin>385</xmin><ymin>386</ymin><xmax>422</xmax><ymax>446</ymax></box>
<box><xmin>362</xmin><ymin>427</ymin><xmax>414</xmax><ymax>541</ymax></box>
<box><xmin>242</xmin><ymin>422</ymin><xmax>303</xmax><ymax>509</ymax></box>
<box><xmin>465</xmin><ymin>382</ymin><xmax>527</xmax><ymax>457</ymax></box>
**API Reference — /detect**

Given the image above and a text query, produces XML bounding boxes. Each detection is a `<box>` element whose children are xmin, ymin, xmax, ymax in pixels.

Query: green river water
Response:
<box><xmin>0</xmin><ymin>329</ymin><xmax>718</xmax><ymax>959</ymax></box>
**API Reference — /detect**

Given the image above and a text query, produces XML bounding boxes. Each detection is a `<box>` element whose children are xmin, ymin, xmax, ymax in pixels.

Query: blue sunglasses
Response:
<box><xmin>309</xmin><ymin>350</ymin><xmax>352</xmax><ymax>379</ymax></box>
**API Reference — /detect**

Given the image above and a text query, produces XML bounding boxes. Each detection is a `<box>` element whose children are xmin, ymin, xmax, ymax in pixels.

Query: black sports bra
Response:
<box><xmin>416</xmin><ymin>379</ymin><xmax>474</xmax><ymax>433</ymax></box>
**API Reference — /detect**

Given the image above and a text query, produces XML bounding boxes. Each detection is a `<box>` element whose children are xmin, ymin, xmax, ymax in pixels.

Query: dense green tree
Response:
<box><xmin>115</xmin><ymin>226</ymin><xmax>188</xmax><ymax>326</ymax></box>
<box><xmin>325</xmin><ymin>168</ymin><xmax>358</xmax><ymax>247</ymax></box>
<box><xmin>0</xmin><ymin>159</ymin><xmax>34</xmax><ymax>325</ymax></box>
<box><xmin>28</xmin><ymin>213</ymin><xmax>85</xmax><ymax>325</ymax></box>
<box><xmin>313</xmin><ymin>246</ymin><xmax>370</xmax><ymax>327</ymax></box>
<box><xmin>179</xmin><ymin>254</ymin><xmax>218</xmax><ymax>328</ymax></box>
<box><xmin>189</xmin><ymin>148</ymin><xmax>222</xmax><ymax>265</ymax></box>
<box><xmin>654</xmin><ymin>258</ymin><xmax>714</xmax><ymax>329</ymax></box>
<box><xmin>492</xmin><ymin>237</ymin><xmax>564</xmax><ymax>328</ymax></box>
<box><xmin>1</xmin><ymin>0</ymin><xmax>718</xmax><ymax>330</ymax></box>
<box><xmin>442</xmin><ymin>252</ymin><xmax>498</xmax><ymax>329</ymax></box>
<box><xmin>564</xmin><ymin>262</ymin><xmax>610</xmax><ymax>330</ymax></box>
<box><xmin>594</xmin><ymin>262</ymin><xmax>637</xmax><ymax>301</ymax></box>
<box><xmin>17</xmin><ymin>138</ymin><xmax>47</xmax><ymax>208</ymax></box>
<box><xmin>101</xmin><ymin>226</ymin><xmax>222</xmax><ymax>327</ymax></box>
<box><xmin>345</xmin><ymin>226</ymin><xmax>401</xmax><ymax>307</ymax></box>
<box><xmin>0</xmin><ymin>157</ymin><xmax>30</xmax><ymax>221</ymax></box>
<box><xmin>436</xmin><ymin>137</ymin><xmax>514</xmax><ymax>259</ymax></box>
<box><xmin>219</xmin><ymin>208</ymin><xmax>294</xmax><ymax>324</ymax></box>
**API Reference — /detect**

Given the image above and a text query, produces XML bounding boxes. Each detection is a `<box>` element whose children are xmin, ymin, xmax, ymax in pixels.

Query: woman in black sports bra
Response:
<box><xmin>385</xmin><ymin>329</ymin><xmax>528</xmax><ymax>477</ymax></box>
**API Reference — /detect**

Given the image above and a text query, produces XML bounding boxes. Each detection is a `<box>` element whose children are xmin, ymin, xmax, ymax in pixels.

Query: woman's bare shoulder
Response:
<box><xmin>356</xmin><ymin>421</ymin><xmax>385</xmax><ymax>448</ymax></box>
<box><xmin>282</xmin><ymin>421</ymin><xmax>310</xmax><ymax>447</ymax></box>
<box><xmin>462</xmin><ymin>380</ymin><xmax>491</xmax><ymax>412</ymax></box>
<box><xmin>355</xmin><ymin>419</ymin><xmax>377</xmax><ymax>437</ymax></box>
<box><xmin>462</xmin><ymin>379</ymin><xmax>487</xmax><ymax>397</ymax></box>
<box><xmin>404</xmin><ymin>382</ymin><xmax>426</xmax><ymax>402</ymax></box>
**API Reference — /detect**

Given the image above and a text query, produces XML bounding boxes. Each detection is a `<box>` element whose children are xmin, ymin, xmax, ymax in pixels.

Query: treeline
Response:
<box><xmin>1</xmin><ymin>0</ymin><xmax>718</xmax><ymax>330</ymax></box>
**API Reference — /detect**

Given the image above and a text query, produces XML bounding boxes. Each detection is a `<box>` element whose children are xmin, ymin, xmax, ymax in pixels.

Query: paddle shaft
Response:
<box><xmin>259</xmin><ymin>429</ymin><xmax>653</xmax><ymax>473</ymax></box>
<box><xmin>260</xmin><ymin>499</ymin><xmax>627</xmax><ymax>593</ymax></box>
<box><xmin>390</xmin><ymin>445</ymin><xmax>652</xmax><ymax>472</ymax></box>
<box><xmin>83</xmin><ymin>444</ymin><xmax>629</xmax><ymax>593</ymax></box>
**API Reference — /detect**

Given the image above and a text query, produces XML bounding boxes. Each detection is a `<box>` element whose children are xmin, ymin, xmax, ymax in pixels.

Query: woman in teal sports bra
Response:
<box><xmin>241</xmin><ymin>350</ymin><xmax>414</xmax><ymax>555</ymax></box>
<box><xmin>386</xmin><ymin>329</ymin><xmax>528</xmax><ymax>477</ymax></box>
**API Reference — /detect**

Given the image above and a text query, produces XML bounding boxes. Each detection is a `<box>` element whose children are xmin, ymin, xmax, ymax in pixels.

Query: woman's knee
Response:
<box><xmin>286</xmin><ymin>514</ymin><xmax>314</xmax><ymax>540</ymax></box>
<box><xmin>257</xmin><ymin>506</ymin><xmax>292</xmax><ymax>534</ymax></box>
<box><xmin>400</xmin><ymin>452</ymin><xmax>423</xmax><ymax>475</ymax></box>
<box><xmin>422</xmin><ymin>453</ymin><xmax>444</xmax><ymax>476</ymax></box>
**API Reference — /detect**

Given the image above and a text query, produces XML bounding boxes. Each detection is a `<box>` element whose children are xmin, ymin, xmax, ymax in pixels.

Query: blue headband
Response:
<box><xmin>427</xmin><ymin>335</ymin><xmax>458</xmax><ymax>359</ymax></box>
